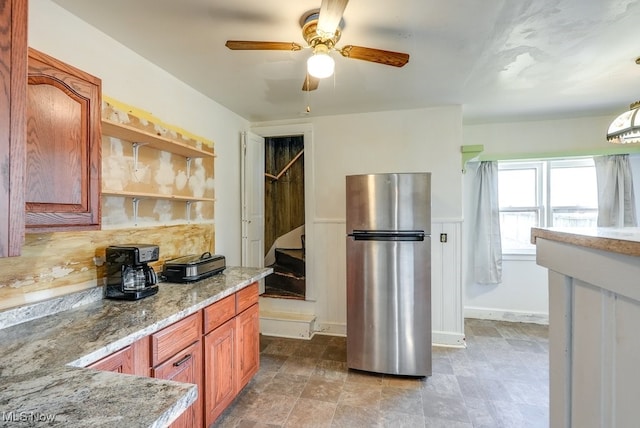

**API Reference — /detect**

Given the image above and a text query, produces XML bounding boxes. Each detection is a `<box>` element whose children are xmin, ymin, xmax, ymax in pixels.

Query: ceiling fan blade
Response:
<box><xmin>302</xmin><ymin>73</ymin><xmax>319</xmax><ymax>91</ymax></box>
<box><xmin>317</xmin><ymin>0</ymin><xmax>349</xmax><ymax>36</ymax></box>
<box><xmin>225</xmin><ymin>40</ymin><xmax>303</xmax><ymax>51</ymax></box>
<box><xmin>340</xmin><ymin>45</ymin><xmax>409</xmax><ymax>67</ymax></box>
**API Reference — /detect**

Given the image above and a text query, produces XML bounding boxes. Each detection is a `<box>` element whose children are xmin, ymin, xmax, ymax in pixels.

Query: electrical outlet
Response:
<box><xmin>440</xmin><ymin>233</ymin><xmax>447</xmax><ymax>243</ymax></box>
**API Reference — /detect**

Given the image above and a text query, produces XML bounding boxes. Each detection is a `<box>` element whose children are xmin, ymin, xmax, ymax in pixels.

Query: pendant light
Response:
<box><xmin>607</xmin><ymin>101</ymin><xmax>640</xmax><ymax>144</ymax></box>
<box><xmin>607</xmin><ymin>58</ymin><xmax>640</xmax><ymax>144</ymax></box>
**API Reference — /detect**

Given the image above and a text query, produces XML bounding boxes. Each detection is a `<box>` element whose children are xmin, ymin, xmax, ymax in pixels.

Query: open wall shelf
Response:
<box><xmin>102</xmin><ymin>119</ymin><xmax>215</xmax><ymax>159</ymax></box>
<box><xmin>101</xmin><ymin>190</ymin><xmax>214</xmax><ymax>203</ymax></box>
<box><xmin>101</xmin><ymin>119</ymin><xmax>215</xmax><ymax>226</ymax></box>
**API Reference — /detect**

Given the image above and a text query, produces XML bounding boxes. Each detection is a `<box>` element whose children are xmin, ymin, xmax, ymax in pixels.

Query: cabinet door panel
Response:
<box><xmin>204</xmin><ymin>318</ymin><xmax>235</xmax><ymax>426</ymax></box>
<box><xmin>153</xmin><ymin>340</ymin><xmax>202</xmax><ymax>428</ymax></box>
<box><xmin>235</xmin><ymin>303</ymin><xmax>260</xmax><ymax>392</ymax></box>
<box><xmin>27</xmin><ymin>82</ymin><xmax>85</xmax><ymax>206</ymax></box>
<box><xmin>25</xmin><ymin>48</ymin><xmax>101</xmax><ymax>232</ymax></box>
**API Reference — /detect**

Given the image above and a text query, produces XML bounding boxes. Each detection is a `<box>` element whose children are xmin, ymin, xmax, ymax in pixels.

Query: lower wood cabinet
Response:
<box><xmin>151</xmin><ymin>312</ymin><xmax>203</xmax><ymax>428</ymax></box>
<box><xmin>87</xmin><ymin>283</ymin><xmax>260</xmax><ymax>427</ymax></box>
<box><xmin>153</xmin><ymin>340</ymin><xmax>203</xmax><ymax>428</ymax></box>
<box><xmin>235</xmin><ymin>302</ymin><xmax>260</xmax><ymax>392</ymax></box>
<box><xmin>204</xmin><ymin>318</ymin><xmax>236</xmax><ymax>425</ymax></box>
<box><xmin>87</xmin><ymin>345</ymin><xmax>133</xmax><ymax>374</ymax></box>
<box><xmin>87</xmin><ymin>336</ymin><xmax>150</xmax><ymax>376</ymax></box>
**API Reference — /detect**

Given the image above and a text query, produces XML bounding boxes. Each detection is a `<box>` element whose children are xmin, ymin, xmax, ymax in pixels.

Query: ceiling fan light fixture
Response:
<box><xmin>607</xmin><ymin>101</ymin><xmax>640</xmax><ymax>144</ymax></box>
<box><xmin>307</xmin><ymin>44</ymin><xmax>335</xmax><ymax>79</ymax></box>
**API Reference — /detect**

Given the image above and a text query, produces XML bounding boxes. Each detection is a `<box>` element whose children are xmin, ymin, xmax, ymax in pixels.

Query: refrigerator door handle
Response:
<box><xmin>350</xmin><ymin>231</ymin><xmax>425</xmax><ymax>242</ymax></box>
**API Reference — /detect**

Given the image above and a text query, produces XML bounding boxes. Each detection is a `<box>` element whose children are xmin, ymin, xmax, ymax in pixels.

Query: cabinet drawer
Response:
<box><xmin>203</xmin><ymin>294</ymin><xmax>236</xmax><ymax>335</ymax></box>
<box><xmin>87</xmin><ymin>345</ymin><xmax>133</xmax><ymax>374</ymax></box>
<box><xmin>236</xmin><ymin>282</ymin><xmax>259</xmax><ymax>314</ymax></box>
<box><xmin>151</xmin><ymin>312</ymin><xmax>201</xmax><ymax>366</ymax></box>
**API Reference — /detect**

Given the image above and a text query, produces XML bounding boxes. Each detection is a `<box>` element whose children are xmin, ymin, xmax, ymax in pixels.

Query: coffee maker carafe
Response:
<box><xmin>105</xmin><ymin>244</ymin><xmax>159</xmax><ymax>300</ymax></box>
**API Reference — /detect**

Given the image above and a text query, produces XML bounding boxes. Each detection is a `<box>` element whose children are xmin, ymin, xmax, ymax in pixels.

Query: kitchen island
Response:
<box><xmin>531</xmin><ymin>227</ymin><xmax>640</xmax><ymax>428</ymax></box>
<box><xmin>0</xmin><ymin>266</ymin><xmax>271</xmax><ymax>427</ymax></box>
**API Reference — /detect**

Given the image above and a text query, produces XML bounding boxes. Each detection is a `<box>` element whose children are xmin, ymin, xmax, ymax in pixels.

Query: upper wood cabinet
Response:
<box><xmin>26</xmin><ymin>48</ymin><xmax>102</xmax><ymax>232</ymax></box>
<box><xmin>0</xmin><ymin>0</ymin><xmax>27</xmax><ymax>257</ymax></box>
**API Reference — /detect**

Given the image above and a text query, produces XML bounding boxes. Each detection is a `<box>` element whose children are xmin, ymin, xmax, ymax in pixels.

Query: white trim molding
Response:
<box><xmin>464</xmin><ymin>306</ymin><xmax>549</xmax><ymax>325</ymax></box>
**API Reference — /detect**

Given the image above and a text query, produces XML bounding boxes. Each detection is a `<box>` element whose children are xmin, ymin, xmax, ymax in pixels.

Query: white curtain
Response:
<box><xmin>472</xmin><ymin>161</ymin><xmax>502</xmax><ymax>284</ymax></box>
<box><xmin>594</xmin><ymin>154</ymin><xmax>637</xmax><ymax>227</ymax></box>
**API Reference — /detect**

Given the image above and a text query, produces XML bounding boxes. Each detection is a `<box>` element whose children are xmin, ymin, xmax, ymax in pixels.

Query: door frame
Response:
<box><xmin>250</xmin><ymin>123</ymin><xmax>316</xmax><ymax>302</ymax></box>
<box><xmin>240</xmin><ymin>131</ymin><xmax>265</xmax><ymax>269</ymax></box>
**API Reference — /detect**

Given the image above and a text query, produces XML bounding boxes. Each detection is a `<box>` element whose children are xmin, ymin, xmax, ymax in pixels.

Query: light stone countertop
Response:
<box><xmin>531</xmin><ymin>227</ymin><xmax>640</xmax><ymax>257</ymax></box>
<box><xmin>0</xmin><ymin>266</ymin><xmax>272</xmax><ymax>427</ymax></box>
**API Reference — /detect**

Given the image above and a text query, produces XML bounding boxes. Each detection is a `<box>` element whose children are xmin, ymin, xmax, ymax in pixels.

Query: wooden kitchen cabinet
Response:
<box><xmin>25</xmin><ymin>48</ymin><xmax>102</xmax><ymax>232</ymax></box>
<box><xmin>88</xmin><ymin>345</ymin><xmax>134</xmax><ymax>374</ymax></box>
<box><xmin>203</xmin><ymin>284</ymin><xmax>259</xmax><ymax>425</ymax></box>
<box><xmin>153</xmin><ymin>340</ymin><xmax>203</xmax><ymax>428</ymax></box>
<box><xmin>0</xmin><ymin>0</ymin><xmax>27</xmax><ymax>257</ymax></box>
<box><xmin>235</xmin><ymin>301</ymin><xmax>260</xmax><ymax>391</ymax></box>
<box><xmin>151</xmin><ymin>313</ymin><xmax>203</xmax><ymax>428</ymax></box>
<box><xmin>85</xmin><ymin>284</ymin><xmax>260</xmax><ymax>427</ymax></box>
<box><xmin>151</xmin><ymin>312</ymin><xmax>201</xmax><ymax>366</ymax></box>
<box><xmin>203</xmin><ymin>318</ymin><xmax>236</xmax><ymax>425</ymax></box>
<box><xmin>87</xmin><ymin>336</ymin><xmax>150</xmax><ymax>376</ymax></box>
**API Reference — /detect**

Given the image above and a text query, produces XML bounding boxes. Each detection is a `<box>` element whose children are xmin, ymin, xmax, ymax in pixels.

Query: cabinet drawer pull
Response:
<box><xmin>173</xmin><ymin>354</ymin><xmax>192</xmax><ymax>367</ymax></box>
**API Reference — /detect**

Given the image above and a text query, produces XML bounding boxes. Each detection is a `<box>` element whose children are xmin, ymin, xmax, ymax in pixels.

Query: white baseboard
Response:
<box><xmin>259</xmin><ymin>310</ymin><xmax>317</xmax><ymax>340</ymax></box>
<box><xmin>262</xmin><ymin>314</ymin><xmax>466</xmax><ymax>347</ymax></box>
<box><xmin>433</xmin><ymin>331</ymin><xmax>466</xmax><ymax>348</ymax></box>
<box><xmin>464</xmin><ymin>307</ymin><xmax>549</xmax><ymax>325</ymax></box>
<box><xmin>314</xmin><ymin>321</ymin><xmax>346</xmax><ymax>337</ymax></box>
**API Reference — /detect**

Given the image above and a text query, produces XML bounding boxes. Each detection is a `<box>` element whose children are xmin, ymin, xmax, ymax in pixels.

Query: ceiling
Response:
<box><xmin>51</xmin><ymin>0</ymin><xmax>640</xmax><ymax>123</ymax></box>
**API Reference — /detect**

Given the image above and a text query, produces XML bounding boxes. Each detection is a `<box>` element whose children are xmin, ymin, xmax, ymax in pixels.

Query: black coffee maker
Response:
<box><xmin>105</xmin><ymin>244</ymin><xmax>159</xmax><ymax>300</ymax></box>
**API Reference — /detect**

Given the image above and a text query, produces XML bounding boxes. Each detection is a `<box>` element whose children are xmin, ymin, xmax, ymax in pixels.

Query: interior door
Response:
<box><xmin>241</xmin><ymin>132</ymin><xmax>265</xmax><ymax>273</ymax></box>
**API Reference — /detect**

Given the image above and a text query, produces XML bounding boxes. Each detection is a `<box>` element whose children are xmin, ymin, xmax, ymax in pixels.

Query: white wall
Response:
<box><xmin>462</xmin><ymin>115</ymin><xmax>619</xmax><ymax>323</ymax></box>
<box><xmin>29</xmin><ymin>1</ymin><xmax>250</xmax><ymax>265</ymax></box>
<box><xmin>255</xmin><ymin>107</ymin><xmax>466</xmax><ymax>344</ymax></box>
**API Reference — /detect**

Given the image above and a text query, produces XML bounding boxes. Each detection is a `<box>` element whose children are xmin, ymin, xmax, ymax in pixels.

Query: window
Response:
<box><xmin>498</xmin><ymin>158</ymin><xmax>598</xmax><ymax>254</ymax></box>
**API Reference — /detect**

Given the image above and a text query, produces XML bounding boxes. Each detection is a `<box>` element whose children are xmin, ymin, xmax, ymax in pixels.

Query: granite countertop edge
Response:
<box><xmin>0</xmin><ymin>266</ymin><xmax>272</xmax><ymax>428</ymax></box>
<box><xmin>531</xmin><ymin>227</ymin><xmax>640</xmax><ymax>257</ymax></box>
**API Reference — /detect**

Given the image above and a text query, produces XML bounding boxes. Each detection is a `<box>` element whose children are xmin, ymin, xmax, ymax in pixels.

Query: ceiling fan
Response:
<box><xmin>225</xmin><ymin>0</ymin><xmax>410</xmax><ymax>91</ymax></box>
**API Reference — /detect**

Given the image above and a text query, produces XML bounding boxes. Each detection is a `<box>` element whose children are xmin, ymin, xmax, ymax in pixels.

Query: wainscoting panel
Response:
<box><xmin>261</xmin><ymin>218</ymin><xmax>465</xmax><ymax>346</ymax></box>
<box><xmin>431</xmin><ymin>221</ymin><xmax>465</xmax><ymax>346</ymax></box>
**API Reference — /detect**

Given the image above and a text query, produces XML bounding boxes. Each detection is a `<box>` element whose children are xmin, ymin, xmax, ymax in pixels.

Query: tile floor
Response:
<box><xmin>213</xmin><ymin>319</ymin><xmax>549</xmax><ymax>427</ymax></box>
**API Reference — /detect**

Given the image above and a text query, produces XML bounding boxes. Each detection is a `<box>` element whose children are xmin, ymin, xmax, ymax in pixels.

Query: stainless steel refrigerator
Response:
<box><xmin>346</xmin><ymin>172</ymin><xmax>431</xmax><ymax>376</ymax></box>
